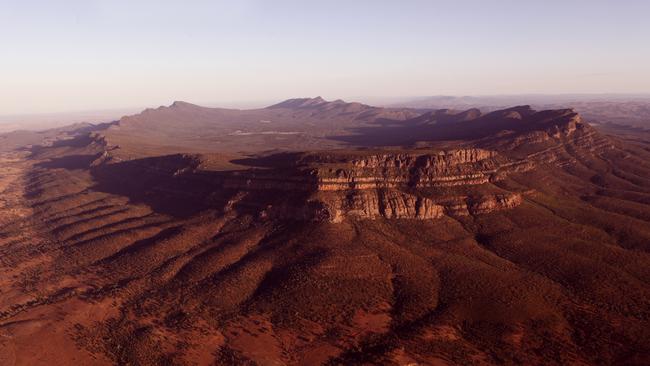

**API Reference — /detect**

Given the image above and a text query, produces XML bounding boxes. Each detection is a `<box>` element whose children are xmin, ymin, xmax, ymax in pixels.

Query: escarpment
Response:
<box><xmin>92</xmin><ymin>148</ymin><xmax>530</xmax><ymax>223</ymax></box>
<box><xmin>215</xmin><ymin>148</ymin><xmax>514</xmax><ymax>192</ymax></box>
<box><xmin>305</xmin><ymin>149</ymin><xmax>501</xmax><ymax>190</ymax></box>
<box><xmin>307</xmin><ymin>190</ymin><xmax>523</xmax><ymax>223</ymax></box>
<box><xmin>88</xmin><ymin>105</ymin><xmax>616</xmax><ymax>224</ymax></box>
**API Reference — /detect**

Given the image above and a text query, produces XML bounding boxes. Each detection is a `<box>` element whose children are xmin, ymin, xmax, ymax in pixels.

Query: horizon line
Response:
<box><xmin>3</xmin><ymin>92</ymin><xmax>650</xmax><ymax>119</ymax></box>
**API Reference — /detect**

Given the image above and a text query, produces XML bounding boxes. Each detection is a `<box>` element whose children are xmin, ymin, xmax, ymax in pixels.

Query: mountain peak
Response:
<box><xmin>267</xmin><ymin>96</ymin><xmax>329</xmax><ymax>109</ymax></box>
<box><xmin>170</xmin><ymin>101</ymin><xmax>199</xmax><ymax>109</ymax></box>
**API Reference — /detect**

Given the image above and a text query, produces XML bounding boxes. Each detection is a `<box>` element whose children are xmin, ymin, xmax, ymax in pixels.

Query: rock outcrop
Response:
<box><xmin>305</xmin><ymin>190</ymin><xmax>523</xmax><ymax>223</ymax></box>
<box><xmin>310</xmin><ymin>190</ymin><xmax>445</xmax><ymax>223</ymax></box>
<box><xmin>217</xmin><ymin>148</ymin><xmax>516</xmax><ymax>192</ymax></box>
<box><xmin>149</xmin><ymin>148</ymin><xmax>531</xmax><ymax>223</ymax></box>
<box><xmin>93</xmin><ymin>147</ymin><xmax>529</xmax><ymax>223</ymax></box>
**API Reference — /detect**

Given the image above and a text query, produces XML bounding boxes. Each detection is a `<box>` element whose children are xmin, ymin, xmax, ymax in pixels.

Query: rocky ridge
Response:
<box><xmin>101</xmin><ymin>147</ymin><xmax>528</xmax><ymax>223</ymax></box>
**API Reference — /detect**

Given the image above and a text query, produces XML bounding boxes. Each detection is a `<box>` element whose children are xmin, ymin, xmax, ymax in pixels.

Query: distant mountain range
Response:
<box><xmin>388</xmin><ymin>94</ymin><xmax>650</xmax><ymax>128</ymax></box>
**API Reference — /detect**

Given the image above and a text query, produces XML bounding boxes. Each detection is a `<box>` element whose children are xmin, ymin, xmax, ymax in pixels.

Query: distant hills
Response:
<box><xmin>389</xmin><ymin>94</ymin><xmax>650</xmax><ymax>129</ymax></box>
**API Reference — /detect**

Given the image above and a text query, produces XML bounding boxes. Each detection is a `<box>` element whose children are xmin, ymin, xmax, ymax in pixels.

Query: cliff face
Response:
<box><xmin>306</xmin><ymin>190</ymin><xmax>523</xmax><ymax>223</ymax></box>
<box><xmin>219</xmin><ymin>148</ymin><xmax>510</xmax><ymax>192</ymax></box>
<box><xmin>310</xmin><ymin>149</ymin><xmax>500</xmax><ymax>190</ymax></box>
<box><xmin>309</xmin><ymin>190</ymin><xmax>445</xmax><ymax>223</ymax></box>
<box><xmin>93</xmin><ymin>147</ymin><xmax>527</xmax><ymax>223</ymax></box>
<box><xmin>175</xmin><ymin>148</ymin><xmax>529</xmax><ymax>223</ymax></box>
<box><xmin>297</xmin><ymin>149</ymin><xmax>524</xmax><ymax>222</ymax></box>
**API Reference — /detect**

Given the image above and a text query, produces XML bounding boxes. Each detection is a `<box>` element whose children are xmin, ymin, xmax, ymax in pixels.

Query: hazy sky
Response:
<box><xmin>2</xmin><ymin>0</ymin><xmax>649</xmax><ymax>114</ymax></box>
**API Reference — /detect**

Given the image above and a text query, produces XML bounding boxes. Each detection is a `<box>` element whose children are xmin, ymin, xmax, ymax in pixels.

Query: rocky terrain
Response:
<box><xmin>1</xmin><ymin>98</ymin><xmax>650</xmax><ymax>365</ymax></box>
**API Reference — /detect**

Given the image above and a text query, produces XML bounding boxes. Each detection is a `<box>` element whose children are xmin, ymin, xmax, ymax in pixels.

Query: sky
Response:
<box><xmin>1</xmin><ymin>0</ymin><xmax>649</xmax><ymax>115</ymax></box>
